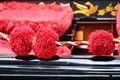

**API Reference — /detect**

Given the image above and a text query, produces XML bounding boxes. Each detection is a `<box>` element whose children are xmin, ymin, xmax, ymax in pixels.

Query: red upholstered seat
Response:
<box><xmin>0</xmin><ymin>1</ymin><xmax>73</xmax><ymax>36</ymax></box>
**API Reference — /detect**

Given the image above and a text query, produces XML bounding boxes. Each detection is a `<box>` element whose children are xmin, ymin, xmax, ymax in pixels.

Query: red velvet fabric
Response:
<box><xmin>0</xmin><ymin>1</ymin><xmax>73</xmax><ymax>36</ymax></box>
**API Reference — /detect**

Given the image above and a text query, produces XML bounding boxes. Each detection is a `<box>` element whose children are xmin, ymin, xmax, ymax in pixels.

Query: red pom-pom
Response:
<box><xmin>33</xmin><ymin>27</ymin><xmax>59</xmax><ymax>59</ymax></box>
<box><xmin>56</xmin><ymin>46</ymin><xmax>71</xmax><ymax>57</ymax></box>
<box><xmin>88</xmin><ymin>30</ymin><xmax>115</xmax><ymax>56</ymax></box>
<box><xmin>117</xmin><ymin>43</ymin><xmax>120</xmax><ymax>55</ymax></box>
<box><xmin>10</xmin><ymin>26</ymin><xmax>35</xmax><ymax>56</ymax></box>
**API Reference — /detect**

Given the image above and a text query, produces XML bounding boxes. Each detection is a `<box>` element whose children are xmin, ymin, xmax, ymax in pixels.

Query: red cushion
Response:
<box><xmin>0</xmin><ymin>1</ymin><xmax>73</xmax><ymax>36</ymax></box>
